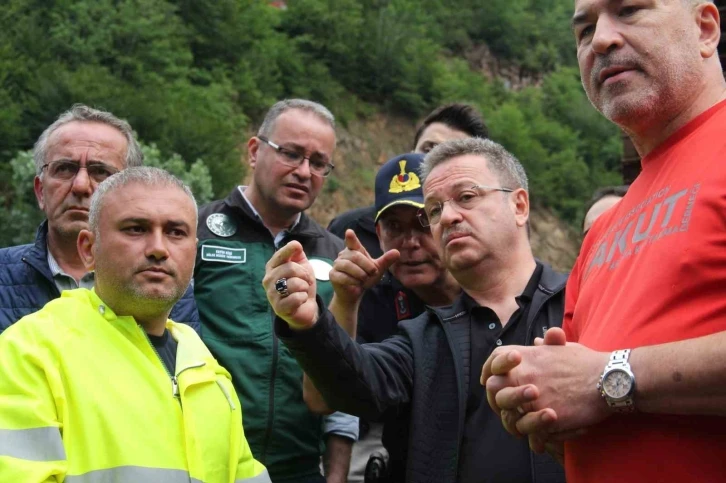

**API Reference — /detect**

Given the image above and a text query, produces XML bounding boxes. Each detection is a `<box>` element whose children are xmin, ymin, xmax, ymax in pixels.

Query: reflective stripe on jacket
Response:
<box><xmin>0</xmin><ymin>288</ymin><xmax>269</xmax><ymax>483</ymax></box>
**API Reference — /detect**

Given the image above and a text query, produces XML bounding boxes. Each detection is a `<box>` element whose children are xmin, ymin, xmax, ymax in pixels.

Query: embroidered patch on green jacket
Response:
<box><xmin>201</xmin><ymin>245</ymin><xmax>246</xmax><ymax>264</ymax></box>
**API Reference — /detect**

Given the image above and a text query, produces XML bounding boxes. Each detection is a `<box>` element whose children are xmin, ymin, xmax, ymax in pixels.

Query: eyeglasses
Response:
<box><xmin>257</xmin><ymin>136</ymin><xmax>334</xmax><ymax>177</ymax></box>
<box><xmin>379</xmin><ymin>217</ymin><xmax>430</xmax><ymax>241</ymax></box>
<box><xmin>41</xmin><ymin>160</ymin><xmax>120</xmax><ymax>183</ymax></box>
<box><xmin>417</xmin><ymin>184</ymin><xmax>514</xmax><ymax>227</ymax></box>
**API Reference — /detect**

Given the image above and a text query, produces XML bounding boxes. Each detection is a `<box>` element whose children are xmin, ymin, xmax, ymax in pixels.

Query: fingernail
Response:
<box><xmin>524</xmin><ymin>387</ymin><xmax>535</xmax><ymax>399</ymax></box>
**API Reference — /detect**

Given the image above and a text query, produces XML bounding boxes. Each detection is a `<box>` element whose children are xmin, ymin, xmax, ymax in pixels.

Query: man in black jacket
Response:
<box><xmin>264</xmin><ymin>138</ymin><xmax>566</xmax><ymax>483</ymax></box>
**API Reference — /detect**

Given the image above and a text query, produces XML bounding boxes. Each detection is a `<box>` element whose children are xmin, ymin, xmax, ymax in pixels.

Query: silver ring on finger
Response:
<box><xmin>275</xmin><ymin>278</ymin><xmax>290</xmax><ymax>298</ymax></box>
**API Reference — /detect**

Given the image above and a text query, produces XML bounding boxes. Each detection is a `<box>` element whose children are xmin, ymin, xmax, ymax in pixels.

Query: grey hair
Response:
<box><xmin>33</xmin><ymin>104</ymin><xmax>143</xmax><ymax>176</ymax></box>
<box><xmin>257</xmin><ymin>99</ymin><xmax>336</xmax><ymax>138</ymax></box>
<box><xmin>88</xmin><ymin>167</ymin><xmax>197</xmax><ymax>237</ymax></box>
<box><xmin>421</xmin><ymin>138</ymin><xmax>529</xmax><ymax>192</ymax></box>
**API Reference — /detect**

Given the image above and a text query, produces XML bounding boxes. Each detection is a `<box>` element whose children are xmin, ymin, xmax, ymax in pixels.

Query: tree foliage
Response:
<box><xmin>0</xmin><ymin>0</ymin><xmax>622</xmax><ymax>235</ymax></box>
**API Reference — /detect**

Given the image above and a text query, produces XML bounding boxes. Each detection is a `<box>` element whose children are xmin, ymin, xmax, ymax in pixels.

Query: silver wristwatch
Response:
<box><xmin>597</xmin><ymin>349</ymin><xmax>636</xmax><ymax>413</ymax></box>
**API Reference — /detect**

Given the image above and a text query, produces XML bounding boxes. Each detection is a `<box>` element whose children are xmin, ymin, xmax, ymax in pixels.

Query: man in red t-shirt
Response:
<box><xmin>482</xmin><ymin>0</ymin><xmax>726</xmax><ymax>482</ymax></box>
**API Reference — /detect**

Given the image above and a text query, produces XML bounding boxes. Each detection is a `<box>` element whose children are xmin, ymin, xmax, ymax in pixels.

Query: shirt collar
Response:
<box><xmin>46</xmin><ymin>246</ymin><xmax>63</xmax><ymax>277</ymax></box>
<box><xmin>459</xmin><ymin>260</ymin><xmax>543</xmax><ymax>312</ymax></box>
<box><xmin>238</xmin><ymin>186</ymin><xmax>302</xmax><ymax>247</ymax></box>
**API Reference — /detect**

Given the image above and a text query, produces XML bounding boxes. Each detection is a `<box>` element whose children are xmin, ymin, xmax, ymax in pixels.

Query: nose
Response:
<box><xmin>70</xmin><ymin>166</ymin><xmax>93</xmax><ymax>197</ymax></box>
<box><xmin>591</xmin><ymin>16</ymin><xmax>624</xmax><ymax>55</ymax></box>
<box><xmin>293</xmin><ymin>157</ymin><xmax>312</xmax><ymax>180</ymax></box>
<box><xmin>400</xmin><ymin>229</ymin><xmax>423</xmax><ymax>249</ymax></box>
<box><xmin>438</xmin><ymin>200</ymin><xmax>463</xmax><ymax>228</ymax></box>
<box><xmin>145</xmin><ymin>229</ymin><xmax>170</xmax><ymax>261</ymax></box>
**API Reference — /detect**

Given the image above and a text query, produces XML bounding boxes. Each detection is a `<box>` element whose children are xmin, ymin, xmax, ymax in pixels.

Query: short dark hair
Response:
<box><xmin>412</xmin><ymin>103</ymin><xmax>489</xmax><ymax>150</ymax></box>
<box><xmin>585</xmin><ymin>185</ymin><xmax>629</xmax><ymax>214</ymax></box>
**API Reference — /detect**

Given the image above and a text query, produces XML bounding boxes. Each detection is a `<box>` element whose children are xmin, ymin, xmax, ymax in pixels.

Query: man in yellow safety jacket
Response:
<box><xmin>0</xmin><ymin>167</ymin><xmax>270</xmax><ymax>483</ymax></box>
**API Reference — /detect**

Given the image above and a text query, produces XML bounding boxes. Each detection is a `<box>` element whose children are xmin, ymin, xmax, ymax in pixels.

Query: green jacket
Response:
<box><xmin>195</xmin><ymin>187</ymin><xmax>344</xmax><ymax>482</ymax></box>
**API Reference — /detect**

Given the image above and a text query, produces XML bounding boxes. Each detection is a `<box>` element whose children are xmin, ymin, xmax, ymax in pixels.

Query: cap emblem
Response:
<box><xmin>389</xmin><ymin>160</ymin><xmax>421</xmax><ymax>194</ymax></box>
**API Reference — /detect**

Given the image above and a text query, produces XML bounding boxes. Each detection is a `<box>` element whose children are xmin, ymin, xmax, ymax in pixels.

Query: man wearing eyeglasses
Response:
<box><xmin>264</xmin><ymin>137</ymin><xmax>567</xmax><ymax>483</ymax></box>
<box><xmin>194</xmin><ymin>99</ymin><xmax>357</xmax><ymax>483</ymax></box>
<box><xmin>0</xmin><ymin>104</ymin><xmax>199</xmax><ymax>333</ymax></box>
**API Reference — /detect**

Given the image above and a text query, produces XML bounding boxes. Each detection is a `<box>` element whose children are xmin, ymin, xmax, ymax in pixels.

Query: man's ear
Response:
<box><xmin>34</xmin><ymin>176</ymin><xmax>45</xmax><ymax>211</ymax></box>
<box><xmin>77</xmin><ymin>229</ymin><xmax>97</xmax><ymax>272</ymax></box>
<box><xmin>247</xmin><ymin>136</ymin><xmax>260</xmax><ymax>170</ymax></box>
<box><xmin>696</xmin><ymin>2</ymin><xmax>721</xmax><ymax>59</ymax></box>
<box><xmin>512</xmin><ymin>188</ymin><xmax>530</xmax><ymax>228</ymax></box>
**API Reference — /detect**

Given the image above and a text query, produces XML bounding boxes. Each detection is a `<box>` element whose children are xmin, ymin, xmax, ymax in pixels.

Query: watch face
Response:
<box><xmin>603</xmin><ymin>369</ymin><xmax>633</xmax><ymax>399</ymax></box>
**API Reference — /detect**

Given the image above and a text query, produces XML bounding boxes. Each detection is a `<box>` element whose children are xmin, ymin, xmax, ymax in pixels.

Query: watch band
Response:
<box><xmin>600</xmin><ymin>349</ymin><xmax>636</xmax><ymax>413</ymax></box>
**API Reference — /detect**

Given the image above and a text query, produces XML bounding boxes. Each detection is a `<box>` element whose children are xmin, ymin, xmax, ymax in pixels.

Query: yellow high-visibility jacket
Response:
<box><xmin>0</xmin><ymin>288</ymin><xmax>270</xmax><ymax>483</ymax></box>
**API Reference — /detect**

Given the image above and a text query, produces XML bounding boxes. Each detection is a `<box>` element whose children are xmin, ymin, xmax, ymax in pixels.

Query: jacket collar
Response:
<box><xmin>224</xmin><ymin>187</ymin><xmax>326</xmax><ymax>240</ymax></box>
<box><xmin>427</xmin><ymin>260</ymin><xmax>566</xmax><ymax>323</ymax></box>
<box><xmin>67</xmin><ymin>288</ymin><xmax>219</xmax><ymax>375</ymax></box>
<box><xmin>537</xmin><ymin>260</ymin><xmax>568</xmax><ymax>296</ymax></box>
<box><xmin>23</xmin><ymin>221</ymin><xmax>56</xmax><ymax>285</ymax></box>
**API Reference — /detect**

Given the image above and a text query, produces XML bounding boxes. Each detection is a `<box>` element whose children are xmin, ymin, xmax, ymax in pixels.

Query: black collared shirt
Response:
<box><xmin>456</xmin><ymin>262</ymin><xmax>543</xmax><ymax>483</ymax></box>
<box><xmin>147</xmin><ymin>329</ymin><xmax>178</xmax><ymax>377</ymax></box>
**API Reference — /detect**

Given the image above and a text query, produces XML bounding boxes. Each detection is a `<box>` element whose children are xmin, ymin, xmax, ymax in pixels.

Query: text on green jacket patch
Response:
<box><xmin>201</xmin><ymin>245</ymin><xmax>246</xmax><ymax>264</ymax></box>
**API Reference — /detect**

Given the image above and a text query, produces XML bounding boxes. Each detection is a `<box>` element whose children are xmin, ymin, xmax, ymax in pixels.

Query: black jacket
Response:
<box><xmin>277</xmin><ymin>262</ymin><xmax>567</xmax><ymax>483</ymax></box>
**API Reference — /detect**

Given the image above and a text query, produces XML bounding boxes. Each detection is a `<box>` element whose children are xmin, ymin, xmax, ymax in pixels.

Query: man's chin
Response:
<box><xmin>133</xmin><ymin>285</ymin><xmax>183</xmax><ymax>305</ymax></box>
<box><xmin>392</xmin><ymin>267</ymin><xmax>436</xmax><ymax>286</ymax></box>
<box><xmin>52</xmin><ymin>219</ymin><xmax>88</xmax><ymax>239</ymax></box>
<box><xmin>445</xmin><ymin>252</ymin><xmax>481</xmax><ymax>274</ymax></box>
<box><xmin>276</xmin><ymin>195</ymin><xmax>314</xmax><ymax>213</ymax></box>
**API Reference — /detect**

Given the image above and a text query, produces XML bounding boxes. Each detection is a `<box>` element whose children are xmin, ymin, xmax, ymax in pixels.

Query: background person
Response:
<box><xmin>0</xmin><ymin>104</ymin><xmax>199</xmax><ymax>333</ymax></box>
<box><xmin>582</xmin><ymin>185</ymin><xmax>628</xmax><ymax>234</ymax></box>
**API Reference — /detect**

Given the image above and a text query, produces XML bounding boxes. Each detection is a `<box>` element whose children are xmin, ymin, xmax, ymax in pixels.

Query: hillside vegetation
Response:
<box><xmin>0</xmin><ymin>0</ymin><xmax>619</xmax><ymax>264</ymax></box>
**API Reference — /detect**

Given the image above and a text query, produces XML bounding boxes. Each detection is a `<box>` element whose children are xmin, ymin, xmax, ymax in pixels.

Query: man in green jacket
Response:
<box><xmin>194</xmin><ymin>99</ymin><xmax>357</xmax><ymax>483</ymax></box>
<box><xmin>0</xmin><ymin>167</ymin><xmax>269</xmax><ymax>483</ymax></box>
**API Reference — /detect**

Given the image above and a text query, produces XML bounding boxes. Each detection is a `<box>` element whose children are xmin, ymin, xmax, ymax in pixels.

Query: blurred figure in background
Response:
<box><xmin>582</xmin><ymin>185</ymin><xmax>628</xmax><ymax>234</ymax></box>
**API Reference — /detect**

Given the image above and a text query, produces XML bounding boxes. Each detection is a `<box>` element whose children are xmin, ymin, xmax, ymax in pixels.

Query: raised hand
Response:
<box><xmin>329</xmin><ymin>229</ymin><xmax>400</xmax><ymax>305</ymax></box>
<box><xmin>263</xmin><ymin>241</ymin><xmax>319</xmax><ymax>330</ymax></box>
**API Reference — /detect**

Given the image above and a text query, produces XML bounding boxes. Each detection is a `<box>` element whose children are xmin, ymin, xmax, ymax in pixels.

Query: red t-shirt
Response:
<box><xmin>563</xmin><ymin>99</ymin><xmax>726</xmax><ymax>482</ymax></box>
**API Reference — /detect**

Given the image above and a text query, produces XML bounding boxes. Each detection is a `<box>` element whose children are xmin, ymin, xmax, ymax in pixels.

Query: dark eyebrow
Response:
<box><xmin>120</xmin><ymin>218</ymin><xmax>190</xmax><ymax>229</ymax></box>
<box><xmin>285</xmin><ymin>144</ymin><xmax>331</xmax><ymax>163</ymax></box>
<box><xmin>120</xmin><ymin>217</ymin><xmax>151</xmax><ymax>226</ymax></box>
<box><xmin>166</xmin><ymin>220</ymin><xmax>192</xmax><ymax>232</ymax></box>
<box><xmin>54</xmin><ymin>158</ymin><xmax>113</xmax><ymax>165</ymax></box>
<box><xmin>425</xmin><ymin>180</ymin><xmax>478</xmax><ymax>203</ymax></box>
<box><xmin>571</xmin><ymin>11</ymin><xmax>589</xmax><ymax>31</ymax></box>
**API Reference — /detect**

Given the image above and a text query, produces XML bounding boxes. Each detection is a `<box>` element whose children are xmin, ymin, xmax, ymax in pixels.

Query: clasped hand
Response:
<box><xmin>480</xmin><ymin>327</ymin><xmax>611</xmax><ymax>463</ymax></box>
